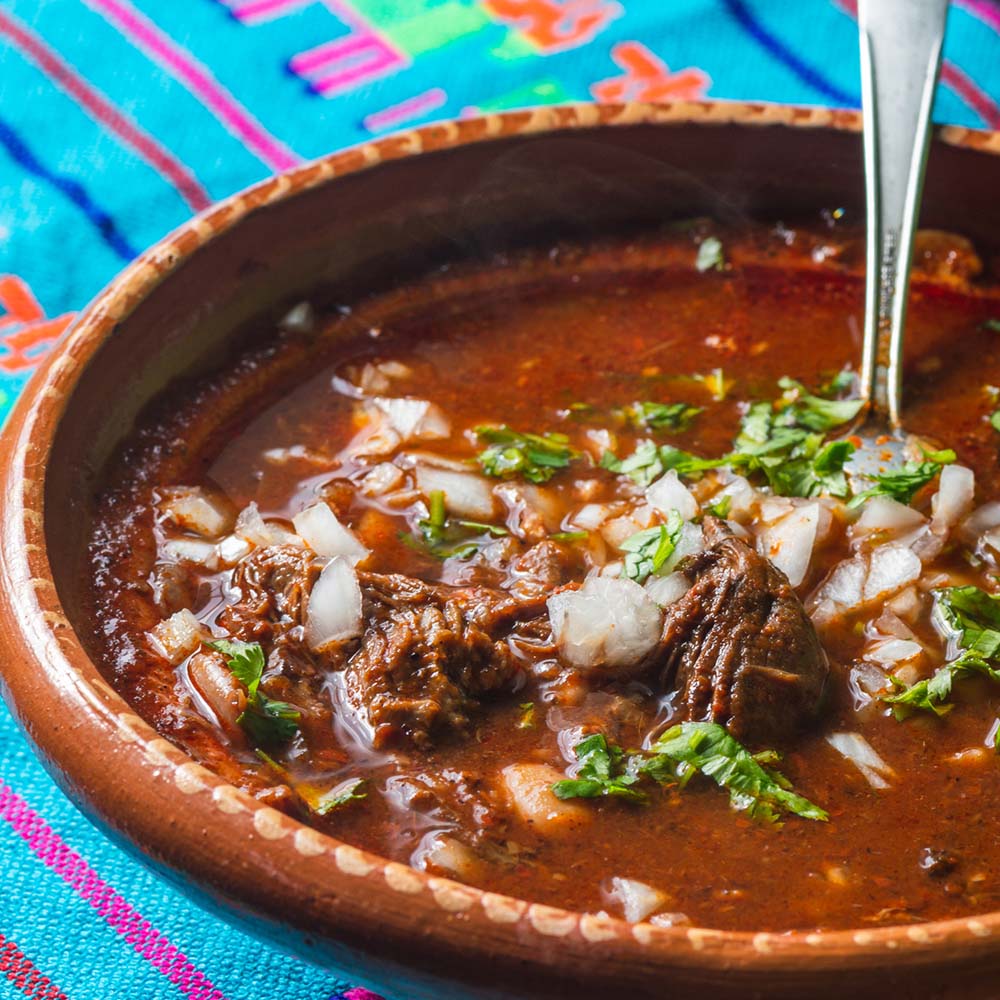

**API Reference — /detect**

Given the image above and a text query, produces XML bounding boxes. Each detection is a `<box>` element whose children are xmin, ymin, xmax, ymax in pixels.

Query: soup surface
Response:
<box><xmin>85</xmin><ymin>223</ymin><xmax>1000</xmax><ymax>932</ymax></box>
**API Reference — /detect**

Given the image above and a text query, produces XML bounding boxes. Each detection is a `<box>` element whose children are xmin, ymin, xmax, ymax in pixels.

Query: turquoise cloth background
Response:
<box><xmin>1</xmin><ymin>2</ymin><xmax>999</xmax><ymax>998</ymax></box>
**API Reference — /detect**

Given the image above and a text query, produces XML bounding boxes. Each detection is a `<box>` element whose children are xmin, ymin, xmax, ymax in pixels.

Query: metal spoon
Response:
<box><xmin>847</xmin><ymin>0</ymin><xmax>950</xmax><ymax>476</ymax></box>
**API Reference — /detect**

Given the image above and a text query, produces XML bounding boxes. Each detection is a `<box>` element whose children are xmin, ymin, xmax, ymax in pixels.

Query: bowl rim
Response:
<box><xmin>4</xmin><ymin>99</ymin><xmax>1000</xmax><ymax>990</ymax></box>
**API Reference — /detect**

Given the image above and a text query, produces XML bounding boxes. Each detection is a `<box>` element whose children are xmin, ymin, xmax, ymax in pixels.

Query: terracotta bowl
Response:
<box><xmin>2</xmin><ymin>102</ymin><xmax>1000</xmax><ymax>1000</ymax></box>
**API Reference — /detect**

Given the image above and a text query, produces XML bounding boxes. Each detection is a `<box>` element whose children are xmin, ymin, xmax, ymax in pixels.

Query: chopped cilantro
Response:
<box><xmin>982</xmin><ymin>318</ymin><xmax>1000</xmax><ymax>332</ymax></box>
<box><xmin>552</xmin><ymin>724</ymin><xmax>827</xmax><ymax>823</ymax></box>
<box><xmin>601</xmin><ymin>441</ymin><xmax>720</xmax><ymax>487</ymax></box>
<box><xmin>550</xmin><ymin>530</ymin><xmax>588</xmax><ymax>542</ymax></box>
<box><xmin>704</xmin><ymin>494</ymin><xmax>732</xmax><ymax>519</ymax></box>
<box><xmin>776</xmin><ymin>377</ymin><xmax>865</xmax><ymax>432</ymax></box>
<box><xmin>991</xmin><ymin>410</ymin><xmax>1000</xmax><ymax>433</ymax></box>
<box><xmin>694</xmin><ymin>367</ymin><xmax>732</xmax><ymax>401</ymax></box>
<box><xmin>847</xmin><ymin>448</ymin><xmax>956</xmax><ymax>509</ymax></box>
<box><xmin>695</xmin><ymin>236</ymin><xmax>725</xmax><ymax>272</ymax></box>
<box><xmin>644</xmin><ymin>722</ymin><xmax>828</xmax><ymax>823</ymax></box>
<box><xmin>404</xmin><ymin>490</ymin><xmax>509</xmax><ymax>560</ymax></box>
<box><xmin>551</xmin><ymin>733</ymin><xmax>646</xmax><ymax>802</ymax></box>
<box><xmin>517</xmin><ymin>702</ymin><xmax>536</xmax><ymax>730</ymax></box>
<box><xmin>476</xmin><ymin>425</ymin><xmax>579</xmax><ymax>483</ymax></box>
<box><xmin>620</xmin><ymin>512</ymin><xmax>684</xmax><ymax>584</ymax></box>
<box><xmin>625</xmin><ymin>401</ymin><xmax>702</xmax><ymax>432</ymax></box>
<box><xmin>210</xmin><ymin>638</ymin><xmax>300</xmax><ymax>746</ymax></box>
<box><xmin>310</xmin><ymin>778</ymin><xmax>367</xmax><ymax>816</ymax></box>
<box><xmin>886</xmin><ymin>586</ymin><xmax>1000</xmax><ymax>716</ymax></box>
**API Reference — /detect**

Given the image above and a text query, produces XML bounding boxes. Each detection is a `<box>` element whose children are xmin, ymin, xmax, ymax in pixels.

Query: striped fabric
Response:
<box><xmin>0</xmin><ymin>2</ymin><xmax>998</xmax><ymax>997</ymax></box>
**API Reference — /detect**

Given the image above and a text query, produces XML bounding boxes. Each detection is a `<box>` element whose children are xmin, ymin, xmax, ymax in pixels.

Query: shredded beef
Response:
<box><xmin>657</xmin><ymin>517</ymin><xmax>828</xmax><ymax>744</ymax></box>
<box><xmin>342</xmin><ymin>573</ymin><xmax>546</xmax><ymax>749</ymax></box>
<box><xmin>217</xmin><ymin>544</ymin><xmax>316</xmax><ymax>643</ymax></box>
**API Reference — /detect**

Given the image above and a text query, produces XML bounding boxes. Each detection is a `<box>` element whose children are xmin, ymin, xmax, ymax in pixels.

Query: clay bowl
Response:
<box><xmin>2</xmin><ymin>102</ymin><xmax>1000</xmax><ymax>1000</ymax></box>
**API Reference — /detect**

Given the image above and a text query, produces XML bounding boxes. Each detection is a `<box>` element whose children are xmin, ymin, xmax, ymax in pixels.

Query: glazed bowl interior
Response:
<box><xmin>11</xmin><ymin>106</ymin><xmax>1000</xmax><ymax>999</ymax></box>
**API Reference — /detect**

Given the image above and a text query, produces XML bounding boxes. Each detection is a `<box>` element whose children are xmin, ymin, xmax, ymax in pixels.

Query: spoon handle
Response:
<box><xmin>857</xmin><ymin>0</ymin><xmax>949</xmax><ymax>428</ymax></box>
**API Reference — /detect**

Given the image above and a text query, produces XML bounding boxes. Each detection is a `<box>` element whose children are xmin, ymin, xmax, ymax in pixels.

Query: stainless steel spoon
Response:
<box><xmin>848</xmin><ymin>0</ymin><xmax>950</xmax><ymax>476</ymax></box>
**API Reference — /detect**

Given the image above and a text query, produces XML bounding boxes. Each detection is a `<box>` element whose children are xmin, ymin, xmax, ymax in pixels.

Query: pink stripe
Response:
<box><xmin>83</xmin><ymin>0</ymin><xmax>298</xmax><ymax>171</ymax></box>
<box><xmin>957</xmin><ymin>0</ymin><xmax>1000</xmax><ymax>32</ymax></box>
<box><xmin>227</xmin><ymin>0</ymin><xmax>308</xmax><ymax>24</ymax></box>
<box><xmin>342</xmin><ymin>990</ymin><xmax>383</xmax><ymax>1000</ymax></box>
<box><xmin>290</xmin><ymin>34</ymin><xmax>373</xmax><ymax>75</ymax></box>
<box><xmin>0</xmin><ymin>9</ymin><xmax>210</xmax><ymax>211</ymax></box>
<box><xmin>0</xmin><ymin>782</ymin><xmax>228</xmax><ymax>1000</ymax></box>
<box><xmin>940</xmin><ymin>59</ymin><xmax>1000</xmax><ymax>128</ymax></box>
<box><xmin>363</xmin><ymin>88</ymin><xmax>447</xmax><ymax>132</ymax></box>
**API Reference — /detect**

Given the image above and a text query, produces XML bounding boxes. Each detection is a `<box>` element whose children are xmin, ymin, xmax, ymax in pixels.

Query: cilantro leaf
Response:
<box><xmin>847</xmin><ymin>449</ymin><xmax>956</xmax><ymax>508</ymax></box>
<box><xmin>310</xmin><ymin>778</ymin><xmax>367</xmax><ymax>816</ymax></box>
<box><xmin>645</xmin><ymin>722</ymin><xmax>828</xmax><ymax>823</ymax></box>
<box><xmin>625</xmin><ymin>401</ymin><xmax>702</xmax><ymax>432</ymax></box>
<box><xmin>210</xmin><ymin>639</ymin><xmax>300</xmax><ymax>746</ymax></box>
<box><xmin>776</xmin><ymin>376</ymin><xmax>865</xmax><ymax>432</ymax></box>
<box><xmin>476</xmin><ymin>425</ymin><xmax>579</xmax><ymax>484</ymax></box>
<box><xmin>404</xmin><ymin>488</ymin><xmax>509</xmax><ymax>560</ymax></box>
<box><xmin>704</xmin><ymin>494</ymin><xmax>732</xmax><ymax>519</ymax></box>
<box><xmin>990</xmin><ymin>409</ymin><xmax>1000</xmax><ymax>433</ymax></box>
<box><xmin>551</xmin><ymin>733</ymin><xmax>646</xmax><ymax>803</ymax></box>
<box><xmin>552</xmin><ymin>725</ymin><xmax>827</xmax><ymax>823</ymax></box>
<box><xmin>620</xmin><ymin>512</ymin><xmax>685</xmax><ymax>584</ymax></box>
<box><xmin>695</xmin><ymin>236</ymin><xmax>725</xmax><ymax>272</ymax></box>
<box><xmin>885</xmin><ymin>586</ymin><xmax>1000</xmax><ymax>716</ymax></box>
<box><xmin>601</xmin><ymin>441</ymin><xmax>721</xmax><ymax>487</ymax></box>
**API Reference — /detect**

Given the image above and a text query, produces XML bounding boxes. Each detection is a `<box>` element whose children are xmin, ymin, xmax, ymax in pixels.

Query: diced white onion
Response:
<box><xmin>757</xmin><ymin>503</ymin><xmax>818</xmax><ymax>587</ymax></box>
<box><xmin>305</xmin><ymin>557</ymin><xmax>363</xmax><ymax>651</ymax></box>
<box><xmin>413</xmin><ymin>833</ymin><xmax>481</xmax><ymax>879</ymax></box>
<box><xmin>548</xmin><ymin>577</ymin><xmax>663</xmax><ymax>675</ymax></box>
<box><xmin>234</xmin><ymin>502</ymin><xmax>302</xmax><ymax>548</ymax></box>
<box><xmin>714</xmin><ymin>472</ymin><xmax>757</xmax><ymax>520</ymax></box>
<box><xmin>148</xmin><ymin>609</ymin><xmax>205</xmax><ymax>665</ymax></box>
<box><xmin>663</xmin><ymin>521</ymin><xmax>704</xmax><ymax>573</ymax></box>
<box><xmin>758</xmin><ymin>496</ymin><xmax>795</xmax><ymax>524</ymax></box>
<box><xmin>959</xmin><ymin>501</ymin><xmax>1000</xmax><ymax>544</ymax></box>
<box><xmin>931</xmin><ymin>465</ymin><xmax>975</xmax><ymax>533</ymax></box>
<box><xmin>607</xmin><ymin>877</ymin><xmax>669</xmax><ymax>924</ymax></box>
<box><xmin>373</xmin><ymin>396</ymin><xmax>450</xmax><ymax>441</ymax></box>
<box><xmin>826</xmin><ymin>732</ymin><xmax>895</xmax><ymax>790</ymax></box>
<box><xmin>571</xmin><ymin>503</ymin><xmax>613</xmax><ymax>531</ymax></box>
<box><xmin>292</xmin><ymin>502</ymin><xmax>369</xmax><ymax>565</ymax></box>
<box><xmin>864</xmin><ymin>543</ymin><xmax>922</xmax><ymax>601</ymax></box>
<box><xmin>645</xmin><ymin>470</ymin><xmax>699</xmax><ymax>521</ymax></box>
<box><xmin>644</xmin><ymin>571</ymin><xmax>690</xmax><ymax>607</ymax></box>
<box><xmin>357</xmin><ymin>462</ymin><xmax>405</xmax><ymax>497</ymax></box>
<box><xmin>496</xmin><ymin>482</ymin><xmax>564</xmax><ymax>539</ymax></box>
<box><xmin>853</xmin><ymin>496</ymin><xmax>926</xmax><ymax>536</ymax></box>
<box><xmin>815</xmin><ymin>557</ymin><xmax>867</xmax><ymax>609</ymax></box>
<box><xmin>216</xmin><ymin>533</ymin><xmax>252</xmax><ymax>566</ymax></box>
<box><xmin>416</xmin><ymin>466</ymin><xmax>496</xmax><ymax>520</ymax></box>
<box><xmin>159</xmin><ymin>487</ymin><xmax>233</xmax><ymax>538</ymax></box>
<box><xmin>866</xmin><ymin>638</ymin><xmax>923</xmax><ymax>666</ymax></box>
<box><xmin>161</xmin><ymin>537</ymin><xmax>219</xmax><ymax>569</ymax></box>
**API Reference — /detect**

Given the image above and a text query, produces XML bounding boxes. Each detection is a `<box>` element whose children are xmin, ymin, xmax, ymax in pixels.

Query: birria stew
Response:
<box><xmin>85</xmin><ymin>222</ymin><xmax>1000</xmax><ymax>932</ymax></box>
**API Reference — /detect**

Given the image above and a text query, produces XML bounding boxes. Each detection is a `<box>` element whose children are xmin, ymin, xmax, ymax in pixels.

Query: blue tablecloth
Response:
<box><xmin>1</xmin><ymin>2</ymin><xmax>999</xmax><ymax>997</ymax></box>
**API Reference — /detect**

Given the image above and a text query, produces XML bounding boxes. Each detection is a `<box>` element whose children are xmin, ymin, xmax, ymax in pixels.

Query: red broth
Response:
<box><xmin>84</xmin><ymin>226</ymin><xmax>1000</xmax><ymax>931</ymax></box>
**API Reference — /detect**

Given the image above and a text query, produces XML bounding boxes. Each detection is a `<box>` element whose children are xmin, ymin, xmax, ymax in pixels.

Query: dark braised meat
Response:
<box><xmin>508</xmin><ymin>540</ymin><xmax>580</xmax><ymax>599</ymax></box>
<box><xmin>342</xmin><ymin>572</ymin><xmax>546</xmax><ymax>748</ymax></box>
<box><xmin>657</xmin><ymin>517</ymin><xmax>828</xmax><ymax>744</ymax></box>
<box><xmin>217</xmin><ymin>544</ymin><xmax>317</xmax><ymax>643</ymax></box>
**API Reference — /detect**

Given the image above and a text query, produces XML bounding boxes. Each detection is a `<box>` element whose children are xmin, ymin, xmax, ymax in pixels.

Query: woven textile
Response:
<box><xmin>1</xmin><ymin>2</ymin><xmax>999</xmax><ymax>997</ymax></box>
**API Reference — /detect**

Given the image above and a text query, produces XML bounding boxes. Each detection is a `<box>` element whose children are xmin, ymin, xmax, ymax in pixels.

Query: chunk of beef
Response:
<box><xmin>657</xmin><ymin>517</ymin><xmax>827</xmax><ymax>744</ymax></box>
<box><xmin>217</xmin><ymin>544</ymin><xmax>316</xmax><ymax>643</ymax></box>
<box><xmin>508</xmin><ymin>540</ymin><xmax>581</xmax><ymax>599</ymax></box>
<box><xmin>342</xmin><ymin>573</ymin><xmax>545</xmax><ymax>749</ymax></box>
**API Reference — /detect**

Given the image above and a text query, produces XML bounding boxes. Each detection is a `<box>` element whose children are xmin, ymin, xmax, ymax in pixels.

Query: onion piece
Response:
<box><xmin>853</xmin><ymin>496</ymin><xmax>926</xmax><ymax>537</ymax></box>
<box><xmin>570</xmin><ymin>503</ymin><xmax>613</xmax><ymax>531</ymax></box>
<box><xmin>644</xmin><ymin>571</ymin><xmax>690</xmax><ymax>607</ymax></box>
<box><xmin>826</xmin><ymin>732</ymin><xmax>895</xmax><ymax>789</ymax></box>
<box><xmin>305</xmin><ymin>557</ymin><xmax>363</xmax><ymax>651</ymax></box>
<box><xmin>959</xmin><ymin>500</ymin><xmax>1000</xmax><ymax>544</ymax></box>
<box><xmin>158</xmin><ymin>487</ymin><xmax>233</xmax><ymax>538</ymax></box>
<box><xmin>216</xmin><ymin>533</ymin><xmax>253</xmax><ymax>566</ymax></box>
<box><xmin>495</xmin><ymin>482</ymin><xmax>563</xmax><ymax>539</ymax></box>
<box><xmin>357</xmin><ymin>462</ymin><xmax>405</xmax><ymax>497</ymax></box>
<box><xmin>415</xmin><ymin>465</ymin><xmax>496</xmax><ymax>520</ymax></box>
<box><xmin>373</xmin><ymin>396</ymin><xmax>450</xmax><ymax>441</ymax></box>
<box><xmin>663</xmin><ymin>521</ymin><xmax>704</xmax><ymax>573</ymax></box>
<box><xmin>161</xmin><ymin>537</ymin><xmax>219</xmax><ymax>569</ymax></box>
<box><xmin>645</xmin><ymin>470</ymin><xmax>698</xmax><ymax>521</ymax></box>
<box><xmin>757</xmin><ymin>503</ymin><xmax>818</xmax><ymax>587</ymax></box>
<box><xmin>292</xmin><ymin>502</ymin><xmax>369</xmax><ymax>565</ymax></box>
<box><xmin>548</xmin><ymin>576</ymin><xmax>663</xmax><ymax>676</ymax></box>
<box><xmin>866</xmin><ymin>638</ymin><xmax>923</xmax><ymax>666</ymax></box>
<box><xmin>864</xmin><ymin>543</ymin><xmax>922</xmax><ymax>601</ymax></box>
<box><xmin>148</xmin><ymin>609</ymin><xmax>206</xmax><ymax>665</ymax></box>
<box><xmin>607</xmin><ymin>877</ymin><xmax>670</xmax><ymax>924</ymax></box>
<box><xmin>931</xmin><ymin>464</ymin><xmax>975</xmax><ymax>534</ymax></box>
<box><xmin>235</xmin><ymin>502</ymin><xmax>302</xmax><ymax>548</ymax></box>
<box><xmin>279</xmin><ymin>300</ymin><xmax>315</xmax><ymax>334</ymax></box>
